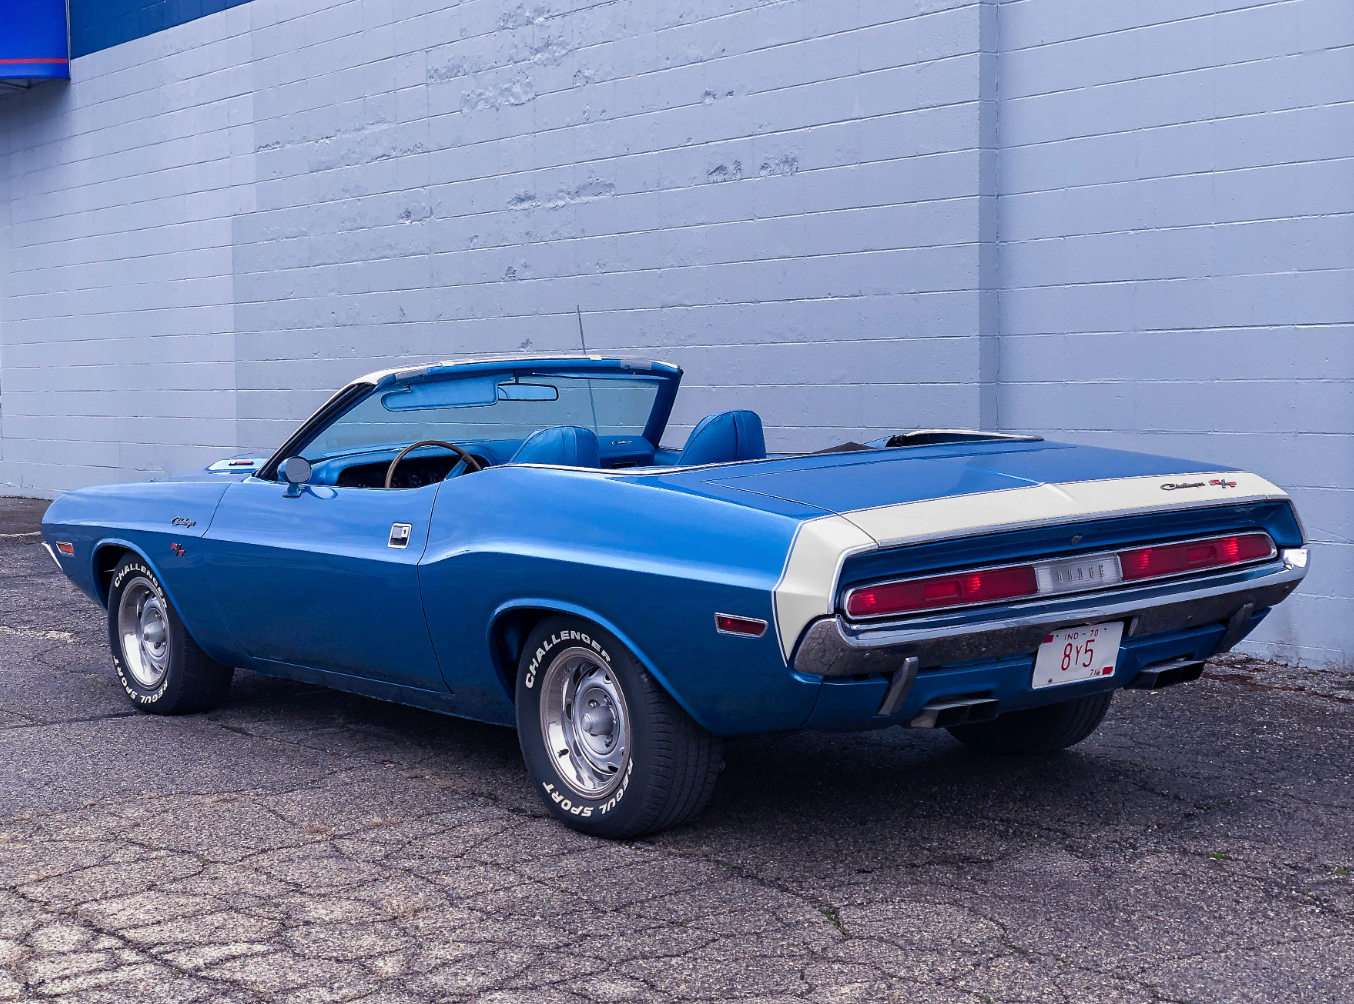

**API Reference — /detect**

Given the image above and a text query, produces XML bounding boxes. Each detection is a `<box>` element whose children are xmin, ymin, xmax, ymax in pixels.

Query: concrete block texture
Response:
<box><xmin>995</xmin><ymin>0</ymin><xmax>1354</xmax><ymax>664</ymax></box>
<box><xmin>0</xmin><ymin>0</ymin><xmax>1350</xmax><ymax>663</ymax></box>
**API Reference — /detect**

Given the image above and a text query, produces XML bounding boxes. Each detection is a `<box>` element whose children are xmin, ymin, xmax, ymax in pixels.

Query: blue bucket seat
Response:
<box><xmin>678</xmin><ymin>410</ymin><xmax>766</xmax><ymax>466</ymax></box>
<box><xmin>510</xmin><ymin>426</ymin><xmax>601</xmax><ymax>467</ymax></box>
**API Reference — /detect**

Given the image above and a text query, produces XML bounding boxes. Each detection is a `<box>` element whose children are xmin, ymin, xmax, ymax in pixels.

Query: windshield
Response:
<box><xmin>301</xmin><ymin>373</ymin><xmax>663</xmax><ymax>461</ymax></box>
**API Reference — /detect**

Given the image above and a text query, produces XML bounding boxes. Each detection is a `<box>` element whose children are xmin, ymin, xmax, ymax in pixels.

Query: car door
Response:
<box><xmin>202</xmin><ymin>476</ymin><xmax>446</xmax><ymax>691</ymax></box>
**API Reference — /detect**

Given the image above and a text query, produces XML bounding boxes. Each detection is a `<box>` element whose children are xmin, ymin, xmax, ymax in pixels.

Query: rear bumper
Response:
<box><xmin>792</xmin><ymin>552</ymin><xmax>1308</xmax><ymax>678</ymax></box>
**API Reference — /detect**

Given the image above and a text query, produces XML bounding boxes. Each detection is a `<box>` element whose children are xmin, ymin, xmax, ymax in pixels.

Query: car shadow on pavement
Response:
<box><xmin>214</xmin><ymin>662</ymin><xmax>1271</xmax><ymax>863</ymax></box>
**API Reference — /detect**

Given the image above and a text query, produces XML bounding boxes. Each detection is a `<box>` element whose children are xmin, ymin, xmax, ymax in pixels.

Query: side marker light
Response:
<box><xmin>56</xmin><ymin>542</ymin><xmax>74</xmax><ymax>555</ymax></box>
<box><xmin>715</xmin><ymin>613</ymin><xmax>768</xmax><ymax>638</ymax></box>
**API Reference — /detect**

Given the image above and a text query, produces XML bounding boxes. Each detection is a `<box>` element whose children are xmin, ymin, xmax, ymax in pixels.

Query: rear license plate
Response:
<box><xmin>1032</xmin><ymin>622</ymin><xmax>1123</xmax><ymax>690</ymax></box>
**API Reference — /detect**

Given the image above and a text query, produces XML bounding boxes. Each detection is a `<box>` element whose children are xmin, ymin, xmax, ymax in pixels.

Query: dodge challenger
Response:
<box><xmin>40</xmin><ymin>356</ymin><xmax>1309</xmax><ymax>837</ymax></box>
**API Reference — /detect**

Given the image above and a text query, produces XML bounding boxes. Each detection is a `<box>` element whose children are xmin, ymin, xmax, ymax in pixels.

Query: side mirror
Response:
<box><xmin>281</xmin><ymin>456</ymin><xmax>312</xmax><ymax>497</ymax></box>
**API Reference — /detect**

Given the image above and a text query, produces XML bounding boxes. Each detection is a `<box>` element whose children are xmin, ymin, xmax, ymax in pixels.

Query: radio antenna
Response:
<box><xmin>576</xmin><ymin>304</ymin><xmax>599</xmax><ymax>430</ymax></box>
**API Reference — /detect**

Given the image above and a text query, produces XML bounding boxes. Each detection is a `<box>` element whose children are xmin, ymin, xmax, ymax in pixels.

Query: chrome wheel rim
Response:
<box><xmin>117</xmin><ymin>578</ymin><xmax>171</xmax><ymax>689</ymax></box>
<box><xmin>539</xmin><ymin>646</ymin><xmax>630</xmax><ymax>799</ymax></box>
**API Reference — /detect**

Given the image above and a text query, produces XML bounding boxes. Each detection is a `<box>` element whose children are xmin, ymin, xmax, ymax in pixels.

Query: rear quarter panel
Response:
<box><xmin>419</xmin><ymin>466</ymin><xmax>827</xmax><ymax>734</ymax></box>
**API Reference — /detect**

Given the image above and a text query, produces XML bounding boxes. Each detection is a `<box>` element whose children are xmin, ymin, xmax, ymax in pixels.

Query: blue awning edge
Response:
<box><xmin>2</xmin><ymin>0</ymin><xmax>71</xmax><ymax>82</ymax></box>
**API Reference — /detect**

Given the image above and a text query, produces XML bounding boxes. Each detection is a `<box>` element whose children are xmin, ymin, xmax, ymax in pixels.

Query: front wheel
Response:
<box><xmin>515</xmin><ymin>616</ymin><xmax>722</xmax><ymax>839</ymax></box>
<box><xmin>107</xmin><ymin>556</ymin><xmax>234</xmax><ymax>714</ymax></box>
<box><xmin>947</xmin><ymin>691</ymin><xmax>1114</xmax><ymax>756</ymax></box>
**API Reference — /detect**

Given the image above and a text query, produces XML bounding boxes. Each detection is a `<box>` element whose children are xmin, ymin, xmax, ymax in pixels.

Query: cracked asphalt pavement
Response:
<box><xmin>0</xmin><ymin>496</ymin><xmax>1350</xmax><ymax>1003</ymax></box>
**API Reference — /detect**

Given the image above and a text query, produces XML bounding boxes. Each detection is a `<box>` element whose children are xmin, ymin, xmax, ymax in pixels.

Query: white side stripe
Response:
<box><xmin>773</xmin><ymin>471</ymin><xmax>1289</xmax><ymax>662</ymax></box>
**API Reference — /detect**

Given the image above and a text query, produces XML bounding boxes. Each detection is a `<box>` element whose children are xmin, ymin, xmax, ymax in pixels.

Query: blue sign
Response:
<box><xmin>2</xmin><ymin>0</ymin><xmax>70</xmax><ymax>80</ymax></box>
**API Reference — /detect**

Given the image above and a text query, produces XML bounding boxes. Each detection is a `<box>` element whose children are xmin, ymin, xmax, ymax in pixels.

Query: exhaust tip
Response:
<box><xmin>1128</xmin><ymin>658</ymin><xmax>1206</xmax><ymax>690</ymax></box>
<box><xmin>908</xmin><ymin>693</ymin><xmax>999</xmax><ymax>729</ymax></box>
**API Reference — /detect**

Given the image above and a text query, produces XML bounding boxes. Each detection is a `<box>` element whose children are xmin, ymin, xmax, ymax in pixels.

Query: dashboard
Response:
<box><xmin>334</xmin><ymin>454</ymin><xmax>484</xmax><ymax>489</ymax></box>
<box><xmin>307</xmin><ymin>434</ymin><xmax>659</xmax><ymax>489</ymax></box>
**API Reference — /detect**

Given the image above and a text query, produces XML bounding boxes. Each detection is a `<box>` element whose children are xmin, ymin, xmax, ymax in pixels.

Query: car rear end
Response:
<box><xmin>790</xmin><ymin>491</ymin><xmax>1307</xmax><ymax>731</ymax></box>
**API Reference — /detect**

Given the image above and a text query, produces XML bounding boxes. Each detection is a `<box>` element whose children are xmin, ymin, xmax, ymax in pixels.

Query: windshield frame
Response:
<box><xmin>256</xmin><ymin>356</ymin><xmax>682</xmax><ymax>482</ymax></box>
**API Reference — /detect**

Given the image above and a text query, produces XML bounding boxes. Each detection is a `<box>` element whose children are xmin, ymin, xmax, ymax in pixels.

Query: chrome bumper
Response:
<box><xmin>792</xmin><ymin>553</ymin><xmax>1308</xmax><ymax>678</ymax></box>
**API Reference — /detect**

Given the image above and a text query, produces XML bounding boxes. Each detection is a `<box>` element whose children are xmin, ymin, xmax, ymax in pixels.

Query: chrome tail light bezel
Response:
<box><xmin>841</xmin><ymin>531</ymin><xmax>1278</xmax><ymax>623</ymax></box>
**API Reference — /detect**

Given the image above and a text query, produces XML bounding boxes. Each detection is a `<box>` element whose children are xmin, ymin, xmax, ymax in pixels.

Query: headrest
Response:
<box><xmin>510</xmin><ymin>426</ymin><xmax>601</xmax><ymax>468</ymax></box>
<box><xmin>678</xmin><ymin>410</ymin><xmax>766</xmax><ymax>466</ymax></box>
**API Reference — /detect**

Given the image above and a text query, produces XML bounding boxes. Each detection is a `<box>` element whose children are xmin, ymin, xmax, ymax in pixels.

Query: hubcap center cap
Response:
<box><xmin>579</xmin><ymin>704</ymin><xmax>615</xmax><ymax>737</ymax></box>
<box><xmin>141</xmin><ymin>619</ymin><xmax>166</xmax><ymax>648</ymax></box>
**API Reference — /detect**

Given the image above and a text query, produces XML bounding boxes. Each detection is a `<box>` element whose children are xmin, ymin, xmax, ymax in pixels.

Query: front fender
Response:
<box><xmin>86</xmin><ymin>538</ymin><xmax>244</xmax><ymax>667</ymax></box>
<box><xmin>90</xmin><ymin>537</ymin><xmax>156</xmax><ymax>608</ymax></box>
<box><xmin>41</xmin><ymin>478</ymin><xmax>244</xmax><ymax>667</ymax></box>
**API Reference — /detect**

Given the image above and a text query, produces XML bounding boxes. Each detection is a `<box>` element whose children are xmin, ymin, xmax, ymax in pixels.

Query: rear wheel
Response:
<box><xmin>107</xmin><ymin>556</ymin><xmax>233</xmax><ymax>714</ymax></box>
<box><xmin>515</xmin><ymin>615</ymin><xmax>722</xmax><ymax>839</ymax></box>
<box><xmin>947</xmin><ymin>691</ymin><xmax>1114</xmax><ymax>756</ymax></box>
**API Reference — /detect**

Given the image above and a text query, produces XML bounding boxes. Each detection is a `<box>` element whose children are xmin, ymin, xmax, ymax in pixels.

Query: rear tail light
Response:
<box><xmin>845</xmin><ymin>564</ymin><xmax>1038</xmax><ymax>618</ymax></box>
<box><xmin>1119</xmin><ymin>533</ymin><xmax>1273</xmax><ymax>581</ymax></box>
<box><xmin>844</xmin><ymin>531</ymin><xmax>1276</xmax><ymax>620</ymax></box>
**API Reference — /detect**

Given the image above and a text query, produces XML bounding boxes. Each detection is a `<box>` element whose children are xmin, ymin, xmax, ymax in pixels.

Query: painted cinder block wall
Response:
<box><xmin>994</xmin><ymin>0</ymin><xmax>1354</xmax><ymax>665</ymax></box>
<box><xmin>0</xmin><ymin>0</ymin><xmax>1349</xmax><ymax>664</ymax></box>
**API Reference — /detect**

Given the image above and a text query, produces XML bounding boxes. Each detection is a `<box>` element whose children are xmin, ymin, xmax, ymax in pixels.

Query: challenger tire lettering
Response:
<box><xmin>110</xmin><ymin>561</ymin><xmax>170</xmax><ymax>706</ymax></box>
<box><xmin>101</xmin><ymin>553</ymin><xmax>235</xmax><ymax>716</ymax></box>
<box><xmin>515</xmin><ymin>614</ymin><xmax>717</xmax><ymax>839</ymax></box>
<box><xmin>523</xmin><ymin>627</ymin><xmax>610</xmax><ymax>689</ymax></box>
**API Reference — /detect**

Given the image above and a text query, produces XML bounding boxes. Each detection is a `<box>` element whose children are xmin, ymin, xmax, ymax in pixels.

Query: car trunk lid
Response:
<box><xmin>650</xmin><ymin>439</ymin><xmax>1287</xmax><ymax>547</ymax></box>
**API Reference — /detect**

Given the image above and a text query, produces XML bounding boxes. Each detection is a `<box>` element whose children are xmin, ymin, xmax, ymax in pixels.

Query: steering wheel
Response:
<box><xmin>384</xmin><ymin>440</ymin><xmax>483</xmax><ymax>489</ymax></box>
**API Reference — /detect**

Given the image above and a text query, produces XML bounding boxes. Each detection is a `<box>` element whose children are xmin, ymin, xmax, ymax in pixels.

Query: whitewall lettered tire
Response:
<box><xmin>107</xmin><ymin>555</ymin><xmax>234</xmax><ymax>714</ymax></box>
<box><xmin>515</xmin><ymin>615</ymin><xmax>722</xmax><ymax>839</ymax></box>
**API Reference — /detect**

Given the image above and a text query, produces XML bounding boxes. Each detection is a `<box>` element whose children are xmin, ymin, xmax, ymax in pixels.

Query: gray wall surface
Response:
<box><xmin>1</xmin><ymin>0</ymin><xmax>1350</xmax><ymax>665</ymax></box>
<box><xmin>994</xmin><ymin>0</ymin><xmax>1353</xmax><ymax>665</ymax></box>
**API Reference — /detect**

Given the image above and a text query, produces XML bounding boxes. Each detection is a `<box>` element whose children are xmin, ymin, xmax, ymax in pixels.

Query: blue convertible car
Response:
<box><xmin>42</xmin><ymin>356</ymin><xmax>1309</xmax><ymax>837</ymax></box>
